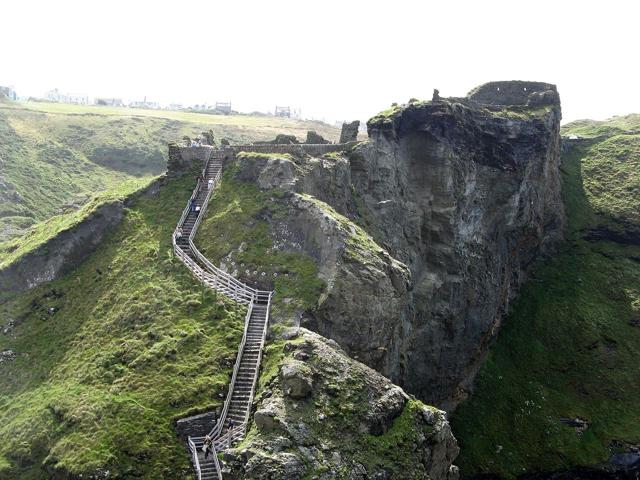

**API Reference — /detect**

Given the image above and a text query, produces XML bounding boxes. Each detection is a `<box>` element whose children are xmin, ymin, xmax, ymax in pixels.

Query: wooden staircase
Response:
<box><xmin>173</xmin><ymin>147</ymin><xmax>273</xmax><ymax>480</ymax></box>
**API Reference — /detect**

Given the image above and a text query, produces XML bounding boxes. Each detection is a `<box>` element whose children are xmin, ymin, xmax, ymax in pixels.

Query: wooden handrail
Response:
<box><xmin>245</xmin><ymin>292</ymin><xmax>272</xmax><ymax>425</ymax></box>
<box><xmin>209</xmin><ymin>300</ymin><xmax>255</xmax><ymax>438</ymax></box>
<box><xmin>187</xmin><ymin>436</ymin><xmax>202</xmax><ymax>480</ymax></box>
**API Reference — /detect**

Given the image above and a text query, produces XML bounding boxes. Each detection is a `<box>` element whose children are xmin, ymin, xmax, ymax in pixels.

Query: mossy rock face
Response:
<box><xmin>194</xmin><ymin>153</ymin><xmax>410</xmax><ymax>347</ymax></box>
<box><xmin>280</xmin><ymin>360</ymin><xmax>313</xmax><ymax>398</ymax></box>
<box><xmin>225</xmin><ymin>328</ymin><xmax>459</xmax><ymax>480</ymax></box>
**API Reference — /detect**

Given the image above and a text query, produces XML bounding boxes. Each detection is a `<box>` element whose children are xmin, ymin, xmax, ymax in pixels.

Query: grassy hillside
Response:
<box><xmin>0</xmin><ymin>100</ymin><xmax>340</xmax><ymax>243</ymax></box>
<box><xmin>0</xmin><ymin>167</ymin><xmax>247</xmax><ymax>479</ymax></box>
<box><xmin>452</xmin><ymin>117</ymin><xmax>640</xmax><ymax>478</ymax></box>
<box><xmin>560</xmin><ymin>113</ymin><xmax>640</xmax><ymax>138</ymax></box>
<box><xmin>194</xmin><ymin>156</ymin><xmax>325</xmax><ymax>321</ymax></box>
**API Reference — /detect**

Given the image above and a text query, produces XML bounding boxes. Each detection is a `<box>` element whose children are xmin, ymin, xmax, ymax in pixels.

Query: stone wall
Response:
<box><xmin>227</xmin><ymin>142</ymin><xmax>358</xmax><ymax>157</ymax></box>
<box><xmin>305</xmin><ymin>131</ymin><xmax>329</xmax><ymax>144</ymax></box>
<box><xmin>467</xmin><ymin>80</ymin><xmax>559</xmax><ymax>106</ymax></box>
<box><xmin>339</xmin><ymin>121</ymin><xmax>360</xmax><ymax>143</ymax></box>
<box><xmin>169</xmin><ymin>143</ymin><xmax>358</xmax><ymax>174</ymax></box>
<box><xmin>167</xmin><ymin>144</ymin><xmax>214</xmax><ymax>176</ymax></box>
<box><xmin>175</xmin><ymin>411</ymin><xmax>217</xmax><ymax>440</ymax></box>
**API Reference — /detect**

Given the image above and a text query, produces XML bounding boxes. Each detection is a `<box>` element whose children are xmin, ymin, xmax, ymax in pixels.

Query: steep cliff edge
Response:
<box><xmin>336</xmin><ymin>83</ymin><xmax>566</xmax><ymax>407</ymax></box>
<box><xmin>204</xmin><ymin>81</ymin><xmax>565</xmax><ymax>409</ymax></box>
<box><xmin>451</xmin><ymin>115</ymin><xmax>640</xmax><ymax>478</ymax></box>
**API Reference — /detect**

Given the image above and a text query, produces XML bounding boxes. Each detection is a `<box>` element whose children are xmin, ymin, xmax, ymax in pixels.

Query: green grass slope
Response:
<box><xmin>194</xmin><ymin>156</ymin><xmax>325</xmax><ymax>320</ymax></box>
<box><xmin>0</xmin><ymin>177</ymin><xmax>152</xmax><ymax>270</ymax></box>
<box><xmin>0</xmin><ymin>100</ymin><xmax>340</xmax><ymax>243</ymax></box>
<box><xmin>0</xmin><ymin>167</ymin><xmax>246</xmax><ymax>479</ymax></box>
<box><xmin>451</xmin><ymin>118</ymin><xmax>640</xmax><ymax>478</ymax></box>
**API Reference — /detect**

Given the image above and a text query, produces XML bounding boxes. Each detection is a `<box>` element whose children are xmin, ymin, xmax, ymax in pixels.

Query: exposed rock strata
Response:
<box><xmin>0</xmin><ymin>201</ymin><xmax>124</xmax><ymax>296</ymax></box>
<box><xmin>345</xmin><ymin>88</ymin><xmax>565</xmax><ymax>407</ymax></box>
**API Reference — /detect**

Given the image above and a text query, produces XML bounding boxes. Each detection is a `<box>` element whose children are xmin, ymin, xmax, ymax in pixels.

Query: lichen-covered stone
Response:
<box><xmin>224</xmin><ymin>329</ymin><xmax>458</xmax><ymax>479</ymax></box>
<box><xmin>280</xmin><ymin>360</ymin><xmax>313</xmax><ymax>398</ymax></box>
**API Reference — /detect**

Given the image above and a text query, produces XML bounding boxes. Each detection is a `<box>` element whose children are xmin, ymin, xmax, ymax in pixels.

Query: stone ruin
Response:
<box><xmin>305</xmin><ymin>131</ymin><xmax>329</xmax><ymax>144</ymax></box>
<box><xmin>466</xmin><ymin>80</ymin><xmax>560</xmax><ymax>107</ymax></box>
<box><xmin>339</xmin><ymin>120</ymin><xmax>360</xmax><ymax>143</ymax></box>
<box><xmin>201</xmin><ymin>130</ymin><xmax>215</xmax><ymax>146</ymax></box>
<box><xmin>254</xmin><ymin>134</ymin><xmax>299</xmax><ymax>145</ymax></box>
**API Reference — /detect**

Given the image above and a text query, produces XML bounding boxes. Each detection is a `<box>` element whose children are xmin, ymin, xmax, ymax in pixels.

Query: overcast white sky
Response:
<box><xmin>1</xmin><ymin>0</ymin><xmax>638</xmax><ymax>124</ymax></box>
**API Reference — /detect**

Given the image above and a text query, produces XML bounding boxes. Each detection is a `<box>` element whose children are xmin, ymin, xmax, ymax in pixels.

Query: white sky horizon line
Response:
<box><xmin>2</xmin><ymin>0</ymin><xmax>638</xmax><ymax>126</ymax></box>
<box><xmin>3</xmin><ymin>83</ymin><xmax>634</xmax><ymax>128</ymax></box>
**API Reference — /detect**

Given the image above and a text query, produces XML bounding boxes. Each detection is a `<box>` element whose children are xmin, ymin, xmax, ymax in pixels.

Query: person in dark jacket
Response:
<box><xmin>190</xmin><ymin>198</ymin><xmax>197</xmax><ymax>213</ymax></box>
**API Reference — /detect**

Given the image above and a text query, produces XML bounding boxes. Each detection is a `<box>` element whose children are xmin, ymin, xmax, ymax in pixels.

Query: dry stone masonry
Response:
<box><xmin>339</xmin><ymin>120</ymin><xmax>360</xmax><ymax>143</ymax></box>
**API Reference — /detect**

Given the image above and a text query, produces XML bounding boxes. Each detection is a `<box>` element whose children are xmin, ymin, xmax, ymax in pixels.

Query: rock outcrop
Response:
<box><xmin>222</xmin><ymin>328</ymin><xmax>459</xmax><ymax>480</ymax></box>
<box><xmin>338</xmin><ymin>82</ymin><xmax>566</xmax><ymax>407</ymax></box>
<box><xmin>0</xmin><ymin>180</ymin><xmax>161</xmax><ymax>297</ymax></box>
<box><xmin>222</xmin><ymin>81</ymin><xmax>565</xmax><ymax>409</ymax></box>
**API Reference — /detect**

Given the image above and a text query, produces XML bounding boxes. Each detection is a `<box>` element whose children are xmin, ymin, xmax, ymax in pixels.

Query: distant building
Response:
<box><xmin>45</xmin><ymin>88</ymin><xmax>88</xmax><ymax>104</ymax></box>
<box><xmin>168</xmin><ymin>103</ymin><xmax>184</xmax><ymax>110</ymax></box>
<box><xmin>215</xmin><ymin>102</ymin><xmax>232</xmax><ymax>114</ymax></box>
<box><xmin>0</xmin><ymin>86</ymin><xmax>17</xmax><ymax>100</ymax></box>
<box><xmin>94</xmin><ymin>97</ymin><xmax>124</xmax><ymax>107</ymax></box>
<box><xmin>130</xmin><ymin>99</ymin><xmax>159</xmax><ymax>109</ymax></box>
<box><xmin>275</xmin><ymin>106</ymin><xmax>291</xmax><ymax>117</ymax></box>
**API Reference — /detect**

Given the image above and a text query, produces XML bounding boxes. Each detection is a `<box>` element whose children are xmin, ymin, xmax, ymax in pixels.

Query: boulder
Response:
<box><xmin>280</xmin><ymin>361</ymin><xmax>313</xmax><ymax>399</ymax></box>
<box><xmin>225</xmin><ymin>329</ymin><xmax>459</xmax><ymax>480</ymax></box>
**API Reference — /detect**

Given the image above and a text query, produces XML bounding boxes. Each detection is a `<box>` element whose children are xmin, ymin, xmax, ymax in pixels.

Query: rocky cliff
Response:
<box><xmin>331</xmin><ymin>82</ymin><xmax>566</xmax><ymax>407</ymax></box>
<box><xmin>208</xmin><ymin>81</ymin><xmax>565</xmax><ymax>409</ymax></box>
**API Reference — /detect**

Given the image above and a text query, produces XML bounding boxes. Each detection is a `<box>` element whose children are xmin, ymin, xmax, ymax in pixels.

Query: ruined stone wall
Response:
<box><xmin>228</xmin><ymin>142</ymin><xmax>358</xmax><ymax>157</ymax></box>
<box><xmin>167</xmin><ymin>144</ymin><xmax>213</xmax><ymax>176</ymax></box>
<box><xmin>169</xmin><ymin>143</ymin><xmax>358</xmax><ymax>174</ymax></box>
<box><xmin>339</xmin><ymin>121</ymin><xmax>360</xmax><ymax>143</ymax></box>
<box><xmin>467</xmin><ymin>80</ymin><xmax>559</xmax><ymax>106</ymax></box>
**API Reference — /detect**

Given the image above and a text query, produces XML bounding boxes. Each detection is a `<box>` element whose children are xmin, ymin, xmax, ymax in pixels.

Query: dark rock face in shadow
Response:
<box><xmin>326</xmin><ymin>88</ymin><xmax>565</xmax><ymax>408</ymax></box>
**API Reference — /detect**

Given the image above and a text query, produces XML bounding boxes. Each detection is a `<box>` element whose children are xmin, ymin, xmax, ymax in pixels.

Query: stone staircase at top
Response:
<box><xmin>172</xmin><ymin>147</ymin><xmax>273</xmax><ymax>480</ymax></box>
